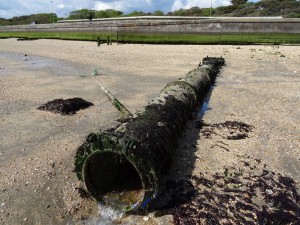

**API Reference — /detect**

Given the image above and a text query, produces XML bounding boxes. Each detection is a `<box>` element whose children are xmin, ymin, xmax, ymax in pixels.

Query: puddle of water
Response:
<box><xmin>197</xmin><ymin>101</ymin><xmax>210</xmax><ymax>119</ymax></box>
<box><xmin>102</xmin><ymin>189</ymin><xmax>144</xmax><ymax>211</ymax></box>
<box><xmin>197</xmin><ymin>88</ymin><xmax>213</xmax><ymax>119</ymax></box>
<box><xmin>85</xmin><ymin>204</ymin><xmax>125</xmax><ymax>225</ymax></box>
<box><xmin>0</xmin><ymin>51</ymin><xmax>91</xmax><ymax>77</ymax></box>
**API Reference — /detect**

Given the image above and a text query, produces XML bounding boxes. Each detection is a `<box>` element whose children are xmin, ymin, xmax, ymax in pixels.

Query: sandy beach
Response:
<box><xmin>0</xmin><ymin>39</ymin><xmax>299</xmax><ymax>224</ymax></box>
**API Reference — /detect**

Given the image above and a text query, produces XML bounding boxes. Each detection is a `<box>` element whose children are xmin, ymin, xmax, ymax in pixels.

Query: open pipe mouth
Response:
<box><xmin>82</xmin><ymin>151</ymin><xmax>145</xmax><ymax>211</ymax></box>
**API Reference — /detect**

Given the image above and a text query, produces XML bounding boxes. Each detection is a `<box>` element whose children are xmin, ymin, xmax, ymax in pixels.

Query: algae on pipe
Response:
<box><xmin>74</xmin><ymin>57</ymin><xmax>225</xmax><ymax>212</ymax></box>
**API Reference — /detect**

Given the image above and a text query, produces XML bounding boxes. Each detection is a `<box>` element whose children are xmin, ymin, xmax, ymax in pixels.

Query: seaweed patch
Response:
<box><xmin>198</xmin><ymin>120</ymin><xmax>254</xmax><ymax>140</ymax></box>
<box><xmin>37</xmin><ymin>98</ymin><xmax>94</xmax><ymax>115</ymax></box>
<box><xmin>155</xmin><ymin>158</ymin><xmax>300</xmax><ymax>225</ymax></box>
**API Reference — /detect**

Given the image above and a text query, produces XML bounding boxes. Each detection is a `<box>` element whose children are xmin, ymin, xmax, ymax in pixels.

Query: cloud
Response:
<box><xmin>92</xmin><ymin>0</ymin><xmax>175</xmax><ymax>13</ymax></box>
<box><xmin>57</xmin><ymin>4</ymin><xmax>73</xmax><ymax>10</ymax></box>
<box><xmin>0</xmin><ymin>1</ymin><xmax>52</xmax><ymax>18</ymax></box>
<box><xmin>171</xmin><ymin>0</ymin><xmax>185</xmax><ymax>11</ymax></box>
<box><xmin>0</xmin><ymin>0</ymin><xmax>255</xmax><ymax>19</ymax></box>
<box><xmin>172</xmin><ymin>0</ymin><xmax>231</xmax><ymax>11</ymax></box>
<box><xmin>93</xmin><ymin>1</ymin><xmax>124</xmax><ymax>11</ymax></box>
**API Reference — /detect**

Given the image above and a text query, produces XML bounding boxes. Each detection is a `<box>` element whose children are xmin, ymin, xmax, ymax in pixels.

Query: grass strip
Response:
<box><xmin>0</xmin><ymin>31</ymin><xmax>299</xmax><ymax>44</ymax></box>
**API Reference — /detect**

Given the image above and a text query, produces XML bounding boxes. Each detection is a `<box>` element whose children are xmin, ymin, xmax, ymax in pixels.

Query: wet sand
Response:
<box><xmin>0</xmin><ymin>39</ymin><xmax>299</xmax><ymax>224</ymax></box>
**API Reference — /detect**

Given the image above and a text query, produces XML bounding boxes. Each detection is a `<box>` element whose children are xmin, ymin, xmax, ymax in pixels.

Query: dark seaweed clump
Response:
<box><xmin>155</xmin><ymin>161</ymin><xmax>300</xmax><ymax>225</ymax></box>
<box><xmin>37</xmin><ymin>98</ymin><xmax>94</xmax><ymax>115</ymax></box>
<box><xmin>198</xmin><ymin>120</ymin><xmax>254</xmax><ymax>140</ymax></box>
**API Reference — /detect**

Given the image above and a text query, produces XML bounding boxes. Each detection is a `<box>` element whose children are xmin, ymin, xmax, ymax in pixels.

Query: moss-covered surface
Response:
<box><xmin>0</xmin><ymin>31</ymin><xmax>299</xmax><ymax>44</ymax></box>
<box><xmin>74</xmin><ymin>57</ymin><xmax>225</xmax><ymax>212</ymax></box>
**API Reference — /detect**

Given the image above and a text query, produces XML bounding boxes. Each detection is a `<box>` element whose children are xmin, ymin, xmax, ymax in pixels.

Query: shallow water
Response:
<box><xmin>85</xmin><ymin>204</ymin><xmax>125</xmax><ymax>225</ymax></box>
<box><xmin>197</xmin><ymin>88</ymin><xmax>213</xmax><ymax>119</ymax></box>
<box><xmin>0</xmin><ymin>51</ymin><xmax>91</xmax><ymax>77</ymax></box>
<box><xmin>197</xmin><ymin>101</ymin><xmax>210</xmax><ymax>118</ymax></box>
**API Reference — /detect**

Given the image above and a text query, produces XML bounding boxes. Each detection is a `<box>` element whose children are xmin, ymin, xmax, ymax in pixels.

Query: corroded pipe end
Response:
<box><xmin>82</xmin><ymin>150</ymin><xmax>146</xmax><ymax>211</ymax></box>
<box><xmin>75</xmin><ymin>133</ymin><xmax>158</xmax><ymax>212</ymax></box>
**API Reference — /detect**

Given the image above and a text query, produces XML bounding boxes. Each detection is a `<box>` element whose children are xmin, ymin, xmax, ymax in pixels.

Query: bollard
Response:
<box><xmin>74</xmin><ymin>57</ymin><xmax>225</xmax><ymax>212</ymax></box>
<box><xmin>97</xmin><ymin>37</ymin><xmax>100</xmax><ymax>47</ymax></box>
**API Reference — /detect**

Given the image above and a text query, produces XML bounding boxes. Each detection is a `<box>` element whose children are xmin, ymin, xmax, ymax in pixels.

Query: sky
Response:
<box><xmin>0</xmin><ymin>0</ymin><xmax>260</xmax><ymax>19</ymax></box>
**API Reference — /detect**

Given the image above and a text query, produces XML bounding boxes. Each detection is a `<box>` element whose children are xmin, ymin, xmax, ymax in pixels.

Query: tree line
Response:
<box><xmin>1</xmin><ymin>0</ymin><xmax>299</xmax><ymax>26</ymax></box>
<box><xmin>0</xmin><ymin>13</ymin><xmax>58</xmax><ymax>26</ymax></box>
<box><xmin>64</xmin><ymin>0</ymin><xmax>300</xmax><ymax>19</ymax></box>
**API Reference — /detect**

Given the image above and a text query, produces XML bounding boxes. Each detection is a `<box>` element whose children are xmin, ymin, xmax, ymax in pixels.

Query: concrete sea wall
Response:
<box><xmin>0</xmin><ymin>17</ymin><xmax>299</xmax><ymax>34</ymax></box>
<box><xmin>0</xmin><ymin>16</ymin><xmax>299</xmax><ymax>44</ymax></box>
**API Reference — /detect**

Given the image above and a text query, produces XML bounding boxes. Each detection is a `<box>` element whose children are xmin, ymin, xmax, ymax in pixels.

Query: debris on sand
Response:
<box><xmin>37</xmin><ymin>98</ymin><xmax>94</xmax><ymax>115</ymax></box>
<box><xmin>198</xmin><ymin>120</ymin><xmax>254</xmax><ymax>140</ymax></box>
<box><xmin>155</xmin><ymin>159</ymin><xmax>300</xmax><ymax>225</ymax></box>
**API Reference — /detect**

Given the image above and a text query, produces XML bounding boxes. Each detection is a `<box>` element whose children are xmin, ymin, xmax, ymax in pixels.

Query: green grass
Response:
<box><xmin>116</xmin><ymin>33</ymin><xmax>222</xmax><ymax>44</ymax></box>
<box><xmin>117</xmin><ymin>33</ymin><xmax>300</xmax><ymax>44</ymax></box>
<box><xmin>219</xmin><ymin>33</ymin><xmax>300</xmax><ymax>44</ymax></box>
<box><xmin>0</xmin><ymin>31</ymin><xmax>299</xmax><ymax>44</ymax></box>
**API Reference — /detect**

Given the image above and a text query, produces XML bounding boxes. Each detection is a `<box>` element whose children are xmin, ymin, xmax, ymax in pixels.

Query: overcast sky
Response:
<box><xmin>0</xmin><ymin>0</ymin><xmax>260</xmax><ymax>19</ymax></box>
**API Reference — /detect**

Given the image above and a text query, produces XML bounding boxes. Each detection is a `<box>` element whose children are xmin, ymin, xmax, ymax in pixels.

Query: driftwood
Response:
<box><xmin>74</xmin><ymin>57</ymin><xmax>225</xmax><ymax>211</ymax></box>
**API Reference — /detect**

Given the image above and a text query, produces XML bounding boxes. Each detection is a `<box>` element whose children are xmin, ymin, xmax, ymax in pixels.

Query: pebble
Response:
<box><xmin>266</xmin><ymin>189</ymin><xmax>273</xmax><ymax>195</ymax></box>
<box><xmin>157</xmin><ymin>122</ymin><xmax>164</xmax><ymax>127</ymax></box>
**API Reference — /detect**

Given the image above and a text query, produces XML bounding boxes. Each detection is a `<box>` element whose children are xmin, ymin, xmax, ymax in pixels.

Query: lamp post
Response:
<box><xmin>210</xmin><ymin>0</ymin><xmax>212</xmax><ymax>17</ymax></box>
<box><xmin>50</xmin><ymin>1</ymin><xmax>54</xmax><ymax>23</ymax></box>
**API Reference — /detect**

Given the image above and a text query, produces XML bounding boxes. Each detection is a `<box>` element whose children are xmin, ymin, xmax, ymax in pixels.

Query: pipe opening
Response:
<box><xmin>83</xmin><ymin>151</ymin><xmax>145</xmax><ymax>211</ymax></box>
